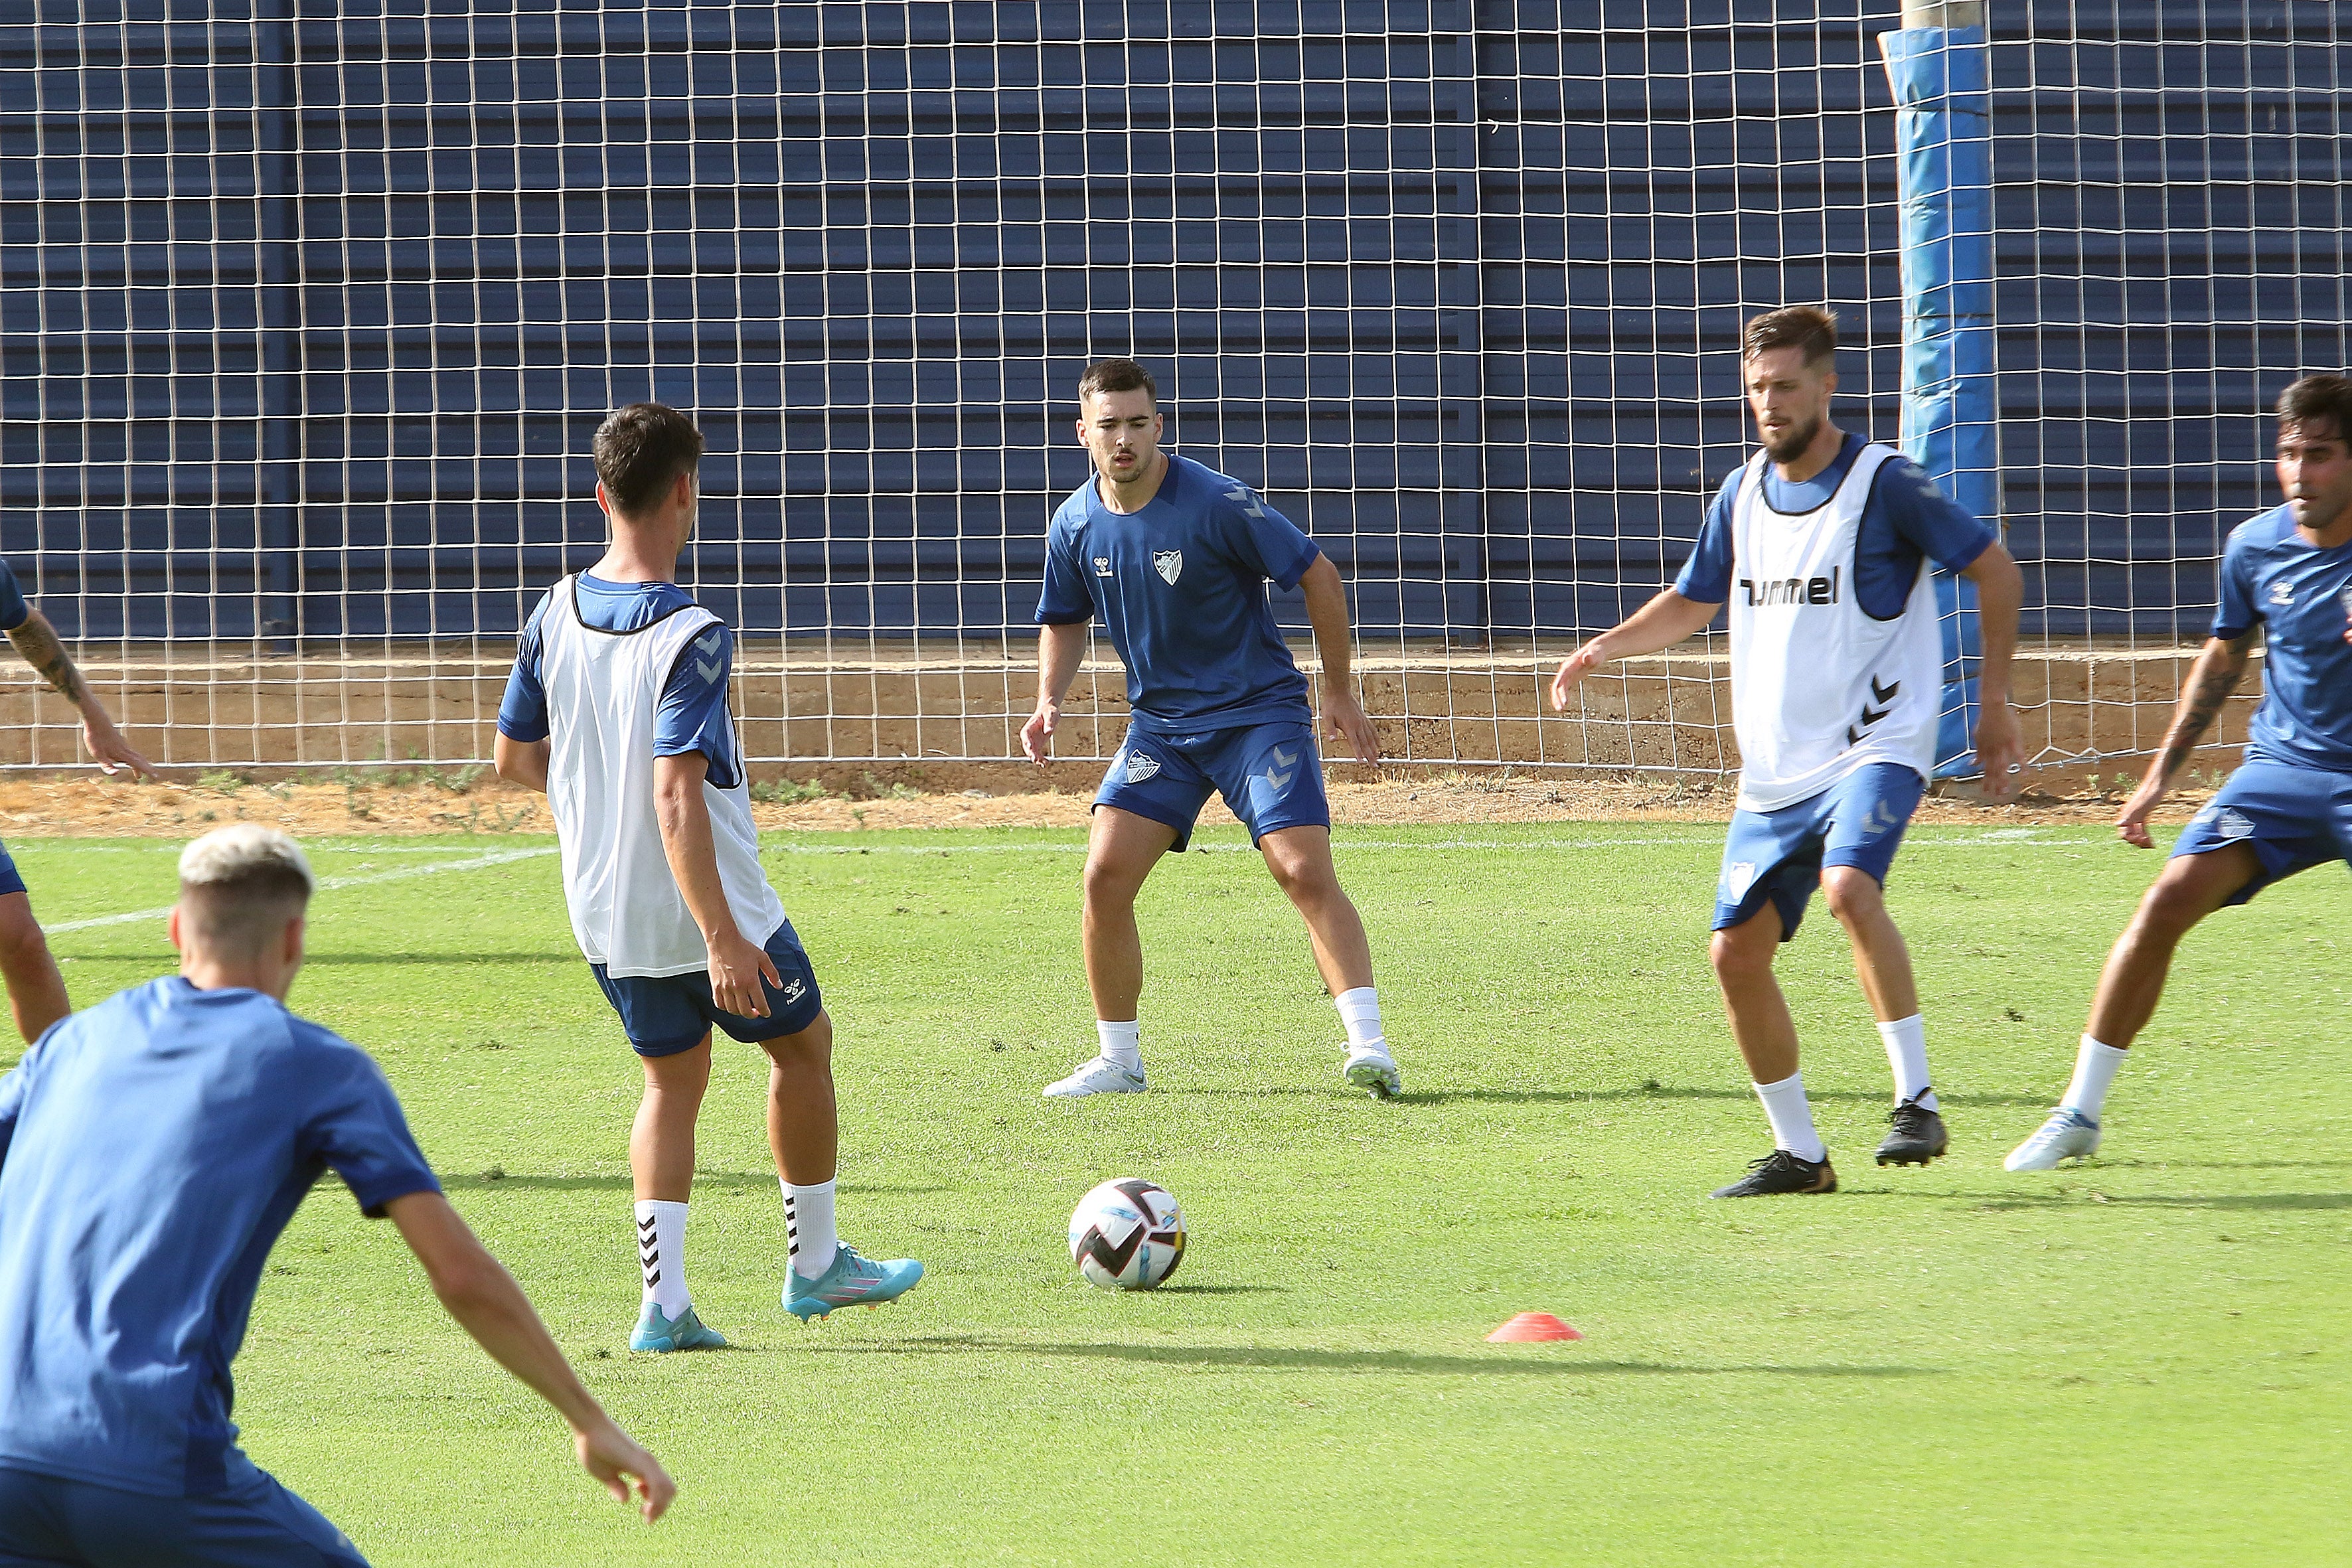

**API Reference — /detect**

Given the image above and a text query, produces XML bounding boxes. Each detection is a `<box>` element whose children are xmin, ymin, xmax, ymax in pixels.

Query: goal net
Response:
<box><xmin>2</xmin><ymin>3</ymin><xmax>2343</xmax><ymax>776</ymax></box>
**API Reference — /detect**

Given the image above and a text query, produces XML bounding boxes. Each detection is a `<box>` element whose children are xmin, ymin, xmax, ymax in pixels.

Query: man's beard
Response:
<box><xmin>1761</xmin><ymin>415</ymin><xmax>1822</xmax><ymax>464</ymax></box>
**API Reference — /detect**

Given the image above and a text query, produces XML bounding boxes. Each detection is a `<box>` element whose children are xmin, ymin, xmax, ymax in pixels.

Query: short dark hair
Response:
<box><xmin>2276</xmin><ymin>375</ymin><xmax>2352</xmax><ymax>445</ymax></box>
<box><xmin>1742</xmin><ymin>307</ymin><xmax>1840</xmax><ymax>368</ymax></box>
<box><xmin>1076</xmin><ymin>358</ymin><xmax>1158</xmax><ymax>410</ymax></box>
<box><xmin>594</xmin><ymin>403</ymin><xmax>704</xmax><ymax>516</ymax></box>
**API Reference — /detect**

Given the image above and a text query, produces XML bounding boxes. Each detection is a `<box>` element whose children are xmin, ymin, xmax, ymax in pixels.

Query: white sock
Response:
<box><xmin>1753</xmin><ymin>1071</ymin><xmax>1828</xmax><ymax>1163</ymax></box>
<box><xmin>633</xmin><ymin>1200</ymin><xmax>690</xmax><ymax>1318</ymax></box>
<box><xmin>1877</xmin><ymin>1014</ymin><xmax>1938</xmax><ymax>1111</ymax></box>
<box><xmin>1334</xmin><ymin>986</ymin><xmax>1385</xmax><ymax>1054</ymax></box>
<box><xmin>1096</xmin><ymin>1019</ymin><xmax>1142</xmax><ymax>1072</ymax></box>
<box><xmin>784</xmin><ymin>1177</ymin><xmax>839</xmax><ymax>1281</ymax></box>
<box><xmin>2060</xmin><ymin>1036</ymin><xmax>2128</xmax><ymax>1121</ymax></box>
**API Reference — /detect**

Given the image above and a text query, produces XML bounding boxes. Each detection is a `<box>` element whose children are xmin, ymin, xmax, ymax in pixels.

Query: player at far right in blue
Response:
<box><xmin>1021</xmin><ymin>358</ymin><xmax>1398</xmax><ymax>1100</ymax></box>
<box><xmin>2008</xmin><ymin>374</ymin><xmax>2352</xmax><ymax>1170</ymax></box>
<box><xmin>1552</xmin><ymin>306</ymin><xmax>2025</xmax><ymax>1197</ymax></box>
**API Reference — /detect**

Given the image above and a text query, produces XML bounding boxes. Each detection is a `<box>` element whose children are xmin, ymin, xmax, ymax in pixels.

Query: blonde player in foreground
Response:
<box><xmin>495</xmin><ymin>403</ymin><xmax>920</xmax><ymax>1348</ymax></box>
<box><xmin>0</xmin><ymin>826</ymin><xmax>670</xmax><ymax>1567</ymax></box>
<box><xmin>2007</xmin><ymin>374</ymin><xmax>2352</xmax><ymax>1170</ymax></box>
<box><xmin>1553</xmin><ymin>307</ymin><xmax>2025</xmax><ymax>1196</ymax></box>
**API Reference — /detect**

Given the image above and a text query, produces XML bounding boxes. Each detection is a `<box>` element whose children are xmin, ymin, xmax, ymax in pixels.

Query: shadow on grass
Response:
<box><xmin>798</xmin><ymin>1335</ymin><xmax>1939</xmax><ymax>1379</ymax></box>
<box><xmin>1149</xmin><ymin>1284</ymin><xmax>1287</xmax><ymax>1296</ymax></box>
<box><xmin>1164</xmin><ymin>1084</ymin><xmax>2049</xmax><ymax>1109</ymax></box>
<box><xmin>441</xmin><ymin>1170</ymin><xmax>952</xmax><ymax>1198</ymax></box>
<box><xmin>1966</xmin><ymin>1190</ymin><xmax>2352</xmax><ymax>1212</ymax></box>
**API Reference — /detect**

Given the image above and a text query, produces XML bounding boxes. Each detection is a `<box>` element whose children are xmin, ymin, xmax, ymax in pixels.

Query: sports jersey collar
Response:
<box><xmin>1758</xmin><ymin>432</ymin><xmax>1869</xmax><ymax>516</ymax></box>
<box><xmin>1085</xmin><ymin>453</ymin><xmax>1191</xmax><ymax>524</ymax></box>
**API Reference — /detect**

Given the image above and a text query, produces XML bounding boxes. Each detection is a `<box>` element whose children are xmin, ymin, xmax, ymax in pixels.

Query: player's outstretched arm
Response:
<box><xmin>1298</xmin><ymin>554</ymin><xmax>1381</xmax><ymax>763</ymax></box>
<box><xmin>2115</xmin><ymin>631</ymin><xmax>2253</xmax><ymax>848</ymax></box>
<box><xmin>1961</xmin><ymin>539</ymin><xmax>2027</xmax><ymax>801</ymax></box>
<box><xmin>6</xmin><ymin>608</ymin><xmax>157</xmax><ymax>779</ymax></box>
<box><xmin>1022</xmin><ymin>620</ymin><xmax>1089</xmax><ymax>763</ymax></box>
<box><xmin>385</xmin><ymin>1191</ymin><xmax>675</xmax><ymax>1522</ymax></box>
<box><xmin>1549</xmin><ymin>590</ymin><xmax>1723</xmax><ymax>712</ymax></box>
<box><xmin>653</xmin><ymin>750</ymin><xmax>780</xmax><ymax>1016</ymax></box>
<box><xmin>493</xmin><ymin>733</ymin><xmax>550</xmax><ymax>793</ymax></box>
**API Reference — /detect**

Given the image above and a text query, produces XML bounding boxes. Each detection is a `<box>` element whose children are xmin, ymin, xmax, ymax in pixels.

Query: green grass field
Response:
<box><xmin>11</xmin><ymin>822</ymin><xmax>2349</xmax><ymax>1565</ymax></box>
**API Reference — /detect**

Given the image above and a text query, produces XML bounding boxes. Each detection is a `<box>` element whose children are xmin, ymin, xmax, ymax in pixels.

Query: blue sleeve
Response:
<box><xmin>1215</xmin><ymin>482</ymin><xmax>1320</xmax><ymax>591</ymax></box>
<box><xmin>2213</xmin><ymin>533</ymin><xmax>2258</xmax><ymax>639</ymax></box>
<box><xmin>1034</xmin><ymin>515</ymin><xmax>1095</xmax><ymax>625</ymax></box>
<box><xmin>494</xmin><ymin>595</ymin><xmax>551</xmax><ymax>743</ymax></box>
<box><xmin>0</xmin><ymin>560</ymin><xmax>28</xmax><ymax>634</ymax></box>
<box><xmin>1880</xmin><ymin>458</ymin><xmax>1996</xmax><ymax>573</ymax></box>
<box><xmin>301</xmin><ymin>1044</ymin><xmax>441</xmax><ymax>1219</ymax></box>
<box><xmin>656</xmin><ymin>620</ymin><xmax>738</xmax><ymax>787</ymax></box>
<box><xmin>1672</xmin><ymin>479</ymin><xmax>1739</xmax><ymax>603</ymax></box>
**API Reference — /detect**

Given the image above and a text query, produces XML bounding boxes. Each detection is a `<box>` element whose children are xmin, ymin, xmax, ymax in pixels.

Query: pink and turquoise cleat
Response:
<box><xmin>785</xmin><ymin>1243</ymin><xmax>925</xmax><ymax>1320</ymax></box>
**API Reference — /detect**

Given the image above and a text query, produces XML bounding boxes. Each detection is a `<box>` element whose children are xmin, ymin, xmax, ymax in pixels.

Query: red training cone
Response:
<box><xmin>1487</xmin><ymin>1312</ymin><xmax>1583</xmax><ymax>1343</ymax></box>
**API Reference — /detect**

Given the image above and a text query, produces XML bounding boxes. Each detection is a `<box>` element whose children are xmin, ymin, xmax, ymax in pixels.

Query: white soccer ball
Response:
<box><xmin>1068</xmin><ymin>1178</ymin><xmax>1187</xmax><ymax>1291</ymax></box>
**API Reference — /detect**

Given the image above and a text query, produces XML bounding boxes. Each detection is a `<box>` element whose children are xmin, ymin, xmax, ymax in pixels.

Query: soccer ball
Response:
<box><xmin>1067</xmin><ymin>1178</ymin><xmax>1186</xmax><ymax>1291</ymax></box>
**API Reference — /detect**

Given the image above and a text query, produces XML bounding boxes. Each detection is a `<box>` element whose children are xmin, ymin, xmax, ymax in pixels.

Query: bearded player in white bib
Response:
<box><xmin>495</xmin><ymin>404</ymin><xmax>921</xmax><ymax>1348</ymax></box>
<box><xmin>1553</xmin><ymin>307</ymin><xmax>2025</xmax><ymax>1197</ymax></box>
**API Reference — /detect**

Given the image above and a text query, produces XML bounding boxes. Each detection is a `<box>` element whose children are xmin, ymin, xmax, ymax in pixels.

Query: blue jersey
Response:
<box><xmin>0</xmin><ymin>979</ymin><xmax>439</xmax><ymax>1498</ymax></box>
<box><xmin>1676</xmin><ymin>433</ymin><xmax>1996</xmax><ymax>613</ymax></box>
<box><xmin>1035</xmin><ymin>453</ymin><xmax>1322</xmax><ymax>734</ymax></box>
<box><xmin>497</xmin><ymin>573</ymin><xmax>742</xmax><ymax>787</ymax></box>
<box><xmin>0</xmin><ymin>560</ymin><xmax>28</xmax><ymax>633</ymax></box>
<box><xmin>2213</xmin><ymin>503</ymin><xmax>2352</xmax><ymax>773</ymax></box>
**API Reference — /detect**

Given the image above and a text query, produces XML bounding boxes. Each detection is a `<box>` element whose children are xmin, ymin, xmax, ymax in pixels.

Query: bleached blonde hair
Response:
<box><xmin>177</xmin><ymin>824</ymin><xmax>314</xmax><ymax>957</ymax></box>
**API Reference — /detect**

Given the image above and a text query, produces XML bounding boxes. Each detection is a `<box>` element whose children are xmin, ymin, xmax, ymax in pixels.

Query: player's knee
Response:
<box><xmin>1081</xmin><ymin>854</ymin><xmax>1146</xmax><ymax>909</ymax></box>
<box><xmin>763</xmin><ymin>1010</ymin><xmax>832</xmax><ymax>1070</ymax></box>
<box><xmin>2136</xmin><ymin>872</ymin><xmax>2215</xmax><ymax>941</ymax></box>
<box><xmin>1819</xmin><ymin>866</ymin><xmax>1882</xmax><ymax>925</ymax></box>
<box><xmin>1709</xmin><ymin>924</ymin><xmax>1772</xmax><ymax>982</ymax></box>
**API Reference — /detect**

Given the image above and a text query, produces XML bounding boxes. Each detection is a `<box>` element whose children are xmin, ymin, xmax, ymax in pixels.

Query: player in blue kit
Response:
<box><xmin>0</xmin><ymin>825</ymin><xmax>671</xmax><ymax>1568</ymax></box>
<box><xmin>2009</xmin><ymin>375</ymin><xmax>2352</xmax><ymax>1169</ymax></box>
<box><xmin>1553</xmin><ymin>309</ymin><xmax>2023</xmax><ymax>1196</ymax></box>
<box><xmin>1021</xmin><ymin>358</ymin><xmax>1398</xmax><ymax>1099</ymax></box>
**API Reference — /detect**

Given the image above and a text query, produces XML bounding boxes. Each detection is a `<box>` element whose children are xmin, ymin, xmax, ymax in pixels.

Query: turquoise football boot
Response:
<box><xmin>629</xmin><ymin>1301</ymin><xmax>730</xmax><ymax>1352</ymax></box>
<box><xmin>784</xmin><ymin>1243</ymin><xmax>925</xmax><ymax>1320</ymax></box>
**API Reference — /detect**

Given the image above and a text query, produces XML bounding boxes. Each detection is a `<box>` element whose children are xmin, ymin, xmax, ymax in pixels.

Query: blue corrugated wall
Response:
<box><xmin>1</xmin><ymin>2</ymin><xmax>2343</xmax><ymax>643</ymax></box>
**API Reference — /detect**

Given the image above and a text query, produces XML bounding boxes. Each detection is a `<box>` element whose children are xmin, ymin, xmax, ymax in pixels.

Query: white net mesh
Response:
<box><xmin>0</xmin><ymin>3</ymin><xmax>2342</xmax><ymax>775</ymax></box>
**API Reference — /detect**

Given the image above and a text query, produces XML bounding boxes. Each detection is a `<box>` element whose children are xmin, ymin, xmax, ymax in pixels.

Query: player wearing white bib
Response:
<box><xmin>495</xmin><ymin>404</ymin><xmax>920</xmax><ymax>1348</ymax></box>
<box><xmin>1553</xmin><ymin>308</ymin><xmax>2025</xmax><ymax>1196</ymax></box>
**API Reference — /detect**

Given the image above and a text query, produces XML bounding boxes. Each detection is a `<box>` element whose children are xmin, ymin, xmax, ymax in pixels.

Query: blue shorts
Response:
<box><xmin>0</xmin><ymin>842</ymin><xmax>23</xmax><ymax>900</ymax></box>
<box><xmin>0</xmin><ymin>1464</ymin><xmax>365</xmax><ymax>1567</ymax></box>
<box><xmin>2171</xmin><ymin>759</ymin><xmax>2352</xmax><ymax>905</ymax></box>
<box><xmin>1713</xmin><ymin>763</ymin><xmax>1926</xmax><ymax>942</ymax></box>
<box><xmin>1094</xmin><ymin>719</ymin><xmax>1330</xmax><ymax>852</ymax></box>
<box><xmin>589</xmin><ymin>920</ymin><xmax>824</xmax><ymax>1058</ymax></box>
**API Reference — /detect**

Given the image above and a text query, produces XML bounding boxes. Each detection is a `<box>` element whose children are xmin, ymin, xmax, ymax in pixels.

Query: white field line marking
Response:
<box><xmin>46</xmin><ymin>846</ymin><xmax>558</xmax><ymax>934</ymax></box>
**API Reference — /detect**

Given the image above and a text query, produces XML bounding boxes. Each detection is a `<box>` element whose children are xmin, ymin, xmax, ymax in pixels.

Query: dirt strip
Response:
<box><xmin>0</xmin><ymin>771</ymin><xmax>2206</xmax><ymax>840</ymax></box>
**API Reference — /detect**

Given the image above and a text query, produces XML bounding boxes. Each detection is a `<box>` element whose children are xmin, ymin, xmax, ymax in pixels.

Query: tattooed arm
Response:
<box><xmin>5</xmin><ymin>609</ymin><xmax>157</xmax><ymax>779</ymax></box>
<box><xmin>2114</xmin><ymin>631</ymin><xmax>2252</xmax><ymax>849</ymax></box>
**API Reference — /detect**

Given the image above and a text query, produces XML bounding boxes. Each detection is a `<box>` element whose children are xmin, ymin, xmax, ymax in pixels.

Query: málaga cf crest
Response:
<box><xmin>1153</xmin><ymin>549</ymin><xmax>1182</xmax><ymax>585</ymax></box>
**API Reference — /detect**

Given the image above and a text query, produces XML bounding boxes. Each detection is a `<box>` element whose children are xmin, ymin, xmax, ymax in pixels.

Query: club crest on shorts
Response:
<box><xmin>1122</xmin><ymin>749</ymin><xmax>1161</xmax><ymax>783</ymax></box>
<box><xmin>1724</xmin><ymin>860</ymin><xmax>1757</xmax><ymax>898</ymax></box>
<box><xmin>2215</xmin><ymin>807</ymin><xmax>2254</xmax><ymax>840</ymax></box>
<box><xmin>1153</xmin><ymin>549</ymin><xmax>1183</xmax><ymax>585</ymax></box>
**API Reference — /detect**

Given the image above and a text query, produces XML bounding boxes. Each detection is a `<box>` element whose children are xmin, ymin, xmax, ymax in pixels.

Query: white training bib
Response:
<box><xmin>1725</xmin><ymin>443</ymin><xmax>1943</xmax><ymax>812</ymax></box>
<box><xmin>533</xmin><ymin>575</ymin><xmax>785</xmax><ymax>978</ymax></box>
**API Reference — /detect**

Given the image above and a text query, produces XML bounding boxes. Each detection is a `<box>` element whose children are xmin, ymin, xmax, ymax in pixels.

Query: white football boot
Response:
<box><xmin>2004</xmin><ymin>1107</ymin><xmax>2101</xmax><ymax>1171</ymax></box>
<box><xmin>1344</xmin><ymin>1044</ymin><xmax>1402</xmax><ymax>1099</ymax></box>
<box><xmin>1043</xmin><ymin>1055</ymin><xmax>1147</xmax><ymax>1098</ymax></box>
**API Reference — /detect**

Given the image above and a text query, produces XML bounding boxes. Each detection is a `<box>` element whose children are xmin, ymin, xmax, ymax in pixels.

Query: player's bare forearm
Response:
<box><xmin>652</xmin><ymin>752</ymin><xmax>736</xmax><ymax>942</ymax></box>
<box><xmin>7</xmin><ymin>610</ymin><xmax>87</xmax><ymax>708</ymax></box>
<box><xmin>493</xmin><ymin>733</ymin><xmax>550</xmax><ymax>792</ymax></box>
<box><xmin>1298</xmin><ymin>555</ymin><xmax>1356</xmax><ymax>690</ymax></box>
<box><xmin>387</xmin><ymin>1192</ymin><xmax>606</xmax><ymax>1428</ymax></box>
<box><xmin>1552</xmin><ymin>590</ymin><xmax>1721</xmax><ymax>708</ymax></box>
<box><xmin>1024</xmin><ymin>621</ymin><xmax>1089</xmax><ymax>763</ymax></box>
<box><xmin>387</xmin><ymin>1192</ymin><xmax>675</xmax><ymax>1520</ymax></box>
<box><xmin>1960</xmin><ymin>540</ymin><xmax>2023</xmax><ymax>706</ymax></box>
<box><xmin>2147</xmin><ymin>633</ymin><xmax>2252</xmax><ymax>793</ymax></box>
